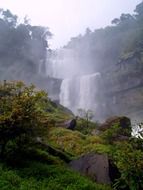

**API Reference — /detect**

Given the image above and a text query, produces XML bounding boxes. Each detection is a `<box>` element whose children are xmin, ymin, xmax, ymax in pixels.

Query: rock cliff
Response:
<box><xmin>97</xmin><ymin>52</ymin><xmax>143</xmax><ymax>121</ymax></box>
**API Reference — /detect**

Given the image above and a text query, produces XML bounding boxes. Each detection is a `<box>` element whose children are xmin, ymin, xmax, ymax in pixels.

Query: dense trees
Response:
<box><xmin>64</xmin><ymin>1</ymin><xmax>143</xmax><ymax>73</ymax></box>
<box><xmin>0</xmin><ymin>9</ymin><xmax>52</xmax><ymax>83</ymax></box>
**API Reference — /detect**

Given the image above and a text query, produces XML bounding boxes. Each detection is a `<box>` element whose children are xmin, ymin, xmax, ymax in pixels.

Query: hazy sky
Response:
<box><xmin>0</xmin><ymin>0</ymin><xmax>141</xmax><ymax>48</ymax></box>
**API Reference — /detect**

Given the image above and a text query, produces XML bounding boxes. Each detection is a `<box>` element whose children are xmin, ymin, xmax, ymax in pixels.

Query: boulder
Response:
<box><xmin>69</xmin><ymin>153</ymin><xmax>111</xmax><ymax>184</ymax></box>
<box><xmin>99</xmin><ymin>116</ymin><xmax>131</xmax><ymax>136</ymax></box>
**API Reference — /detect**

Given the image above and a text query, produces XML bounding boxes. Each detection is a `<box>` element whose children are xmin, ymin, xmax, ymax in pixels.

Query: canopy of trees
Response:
<box><xmin>64</xmin><ymin>1</ymin><xmax>143</xmax><ymax>73</ymax></box>
<box><xmin>0</xmin><ymin>9</ymin><xmax>52</xmax><ymax>83</ymax></box>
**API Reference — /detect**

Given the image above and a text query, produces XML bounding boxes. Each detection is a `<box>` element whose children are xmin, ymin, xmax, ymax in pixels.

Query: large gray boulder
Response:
<box><xmin>69</xmin><ymin>153</ymin><xmax>111</xmax><ymax>184</ymax></box>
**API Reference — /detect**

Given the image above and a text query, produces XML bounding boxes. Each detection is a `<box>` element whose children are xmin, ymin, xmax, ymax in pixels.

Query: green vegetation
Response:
<box><xmin>76</xmin><ymin>108</ymin><xmax>97</xmax><ymax>135</ymax></box>
<box><xmin>1</xmin><ymin>2</ymin><xmax>143</xmax><ymax>189</ymax></box>
<box><xmin>0</xmin><ymin>81</ymin><xmax>71</xmax><ymax>159</ymax></box>
<box><xmin>0</xmin><ymin>162</ymin><xmax>111</xmax><ymax>190</ymax></box>
<box><xmin>113</xmin><ymin>142</ymin><xmax>143</xmax><ymax>190</ymax></box>
<box><xmin>47</xmin><ymin>123</ymin><xmax>143</xmax><ymax>190</ymax></box>
<box><xmin>0</xmin><ymin>81</ymin><xmax>48</xmax><ymax>158</ymax></box>
<box><xmin>0</xmin><ymin>81</ymin><xmax>112</xmax><ymax>190</ymax></box>
<box><xmin>47</xmin><ymin>127</ymin><xmax>110</xmax><ymax>156</ymax></box>
<box><xmin>0</xmin><ymin>81</ymin><xmax>143</xmax><ymax>189</ymax></box>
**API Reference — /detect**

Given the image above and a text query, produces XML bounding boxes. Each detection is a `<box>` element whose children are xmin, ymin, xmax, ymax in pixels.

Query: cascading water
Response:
<box><xmin>45</xmin><ymin>47</ymin><xmax>101</xmax><ymax>114</ymax></box>
<box><xmin>59</xmin><ymin>73</ymin><xmax>100</xmax><ymax>113</ymax></box>
<box><xmin>60</xmin><ymin>78</ymin><xmax>72</xmax><ymax>108</ymax></box>
<box><xmin>78</xmin><ymin>73</ymin><xmax>100</xmax><ymax>110</ymax></box>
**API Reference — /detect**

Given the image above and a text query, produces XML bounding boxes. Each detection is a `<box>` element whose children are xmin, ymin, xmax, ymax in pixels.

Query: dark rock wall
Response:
<box><xmin>97</xmin><ymin>56</ymin><xmax>143</xmax><ymax>121</ymax></box>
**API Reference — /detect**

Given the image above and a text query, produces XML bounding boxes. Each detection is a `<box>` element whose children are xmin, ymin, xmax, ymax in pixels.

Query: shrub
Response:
<box><xmin>0</xmin><ymin>81</ymin><xmax>48</xmax><ymax>158</ymax></box>
<box><xmin>113</xmin><ymin>142</ymin><xmax>143</xmax><ymax>189</ymax></box>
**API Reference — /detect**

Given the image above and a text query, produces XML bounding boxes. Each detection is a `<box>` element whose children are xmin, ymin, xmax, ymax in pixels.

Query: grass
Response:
<box><xmin>0</xmin><ymin>161</ymin><xmax>112</xmax><ymax>190</ymax></box>
<box><xmin>46</xmin><ymin>127</ymin><xmax>112</xmax><ymax>156</ymax></box>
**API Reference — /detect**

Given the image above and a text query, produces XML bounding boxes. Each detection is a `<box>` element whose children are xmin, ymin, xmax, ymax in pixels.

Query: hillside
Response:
<box><xmin>0</xmin><ymin>81</ymin><xmax>143</xmax><ymax>189</ymax></box>
<box><xmin>0</xmin><ymin>81</ymin><xmax>111</xmax><ymax>190</ymax></box>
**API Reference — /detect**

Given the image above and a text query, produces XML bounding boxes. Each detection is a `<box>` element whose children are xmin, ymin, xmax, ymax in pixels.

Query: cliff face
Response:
<box><xmin>97</xmin><ymin>54</ymin><xmax>143</xmax><ymax>121</ymax></box>
<box><xmin>48</xmin><ymin>2</ymin><xmax>143</xmax><ymax>121</ymax></box>
<box><xmin>51</xmin><ymin>48</ymin><xmax>143</xmax><ymax>122</ymax></box>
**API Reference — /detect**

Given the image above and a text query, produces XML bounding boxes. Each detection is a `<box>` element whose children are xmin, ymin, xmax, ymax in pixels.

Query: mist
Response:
<box><xmin>0</xmin><ymin>0</ymin><xmax>141</xmax><ymax>48</ymax></box>
<box><xmin>0</xmin><ymin>1</ymin><xmax>143</xmax><ymax>122</ymax></box>
<box><xmin>44</xmin><ymin>1</ymin><xmax>143</xmax><ymax>121</ymax></box>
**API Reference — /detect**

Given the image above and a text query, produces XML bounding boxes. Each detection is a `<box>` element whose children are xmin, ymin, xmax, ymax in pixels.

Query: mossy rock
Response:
<box><xmin>99</xmin><ymin>116</ymin><xmax>131</xmax><ymax>137</ymax></box>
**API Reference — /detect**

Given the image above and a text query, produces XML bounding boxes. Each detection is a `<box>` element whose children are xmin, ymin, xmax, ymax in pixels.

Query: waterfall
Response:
<box><xmin>60</xmin><ymin>78</ymin><xmax>72</xmax><ymax>108</ymax></box>
<box><xmin>78</xmin><ymin>73</ymin><xmax>100</xmax><ymax>110</ymax></box>
<box><xmin>45</xmin><ymin>47</ymin><xmax>101</xmax><ymax>115</ymax></box>
<box><xmin>59</xmin><ymin>73</ymin><xmax>100</xmax><ymax>113</ymax></box>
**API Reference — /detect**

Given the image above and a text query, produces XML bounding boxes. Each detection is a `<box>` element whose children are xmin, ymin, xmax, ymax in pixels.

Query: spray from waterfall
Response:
<box><xmin>45</xmin><ymin>47</ymin><xmax>101</xmax><ymax>115</ymax></box>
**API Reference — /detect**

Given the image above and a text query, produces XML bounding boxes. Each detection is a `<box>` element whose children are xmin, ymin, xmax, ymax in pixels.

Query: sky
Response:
<box><xmin>0</xmin><ymin>0</ymin><xmax>142</xmax><ymax>49</ymax></box>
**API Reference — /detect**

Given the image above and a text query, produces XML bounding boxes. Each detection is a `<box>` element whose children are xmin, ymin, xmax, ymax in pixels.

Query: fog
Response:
<box><xmin>0</xmin><ymin>0</ymin><xmax>141</xmax><ymax>48</ymax></box>
<box><xmin>44</xmin><ymin>0</ymin><xmax>143</xmax><ymax>121</ymax></box>
<box><xmin>0</xmin><ymin>0</ymin><xmax>143</xmax><ymax>121</ymax></box>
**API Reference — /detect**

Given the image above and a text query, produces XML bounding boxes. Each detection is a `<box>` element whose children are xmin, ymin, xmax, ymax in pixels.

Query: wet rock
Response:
<box><xmin>69</xmin><ymin>153</ymin><xmax>111</xmax><ymax>184</ymax></box>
